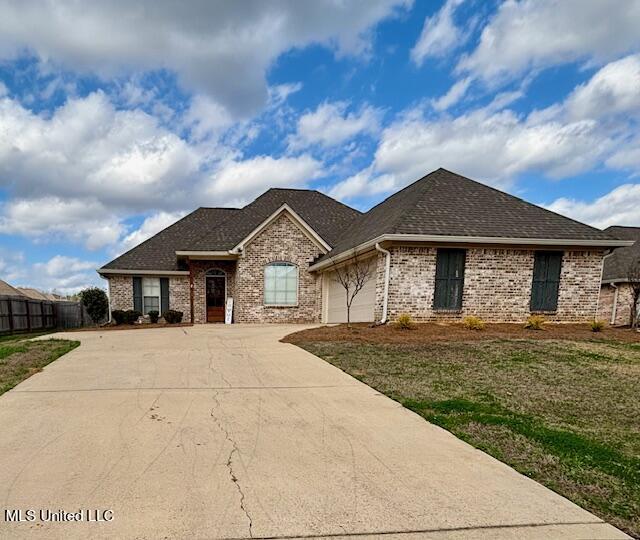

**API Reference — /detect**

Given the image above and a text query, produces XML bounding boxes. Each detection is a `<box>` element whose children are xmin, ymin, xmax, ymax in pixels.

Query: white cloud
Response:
<box><xmin>0</xmin><ymin>92</ymin><xmax>201</xmax><ymax>212</ymax></box>
<box><xmin>411</xmin><ymin>0</ymin><xmax>466</xmax><ymax>65</ymax></box>
<box><xmin>30</xmin><ymin>256</ymin><xmax>101</xmax><ymax>294</ymax></box>
<box><xmin>0</xmin><ymin>0</ymin><xmax>409</xmax><ymax>115</ymax></box>
<box><xmin>565</xmin><ymin>54</ymin><xmax>640</xmax><ymax>120</ymax></box>
<box><xmin>431</xmin><ymin>77</ymin><xmax>472</xmax><ymax>111</ymax></box>
<box><xmin>330</xmin><ymin>108</ymin><xmax>609</xmax><ymax>199</ymax></box>
<box><xmin>458</xmin><ymin>0</ymin><xmax>640</xmax><ymax>83</ymax></box>
<box><xmin>546</xmin><ymin>183</ymin><xmax>640</xmax><ymax>229</ymax></box>
<box><xmin>288</xmin><ymin>101</ymin><xmax>382</xmax><ymax>150</ymax></box>
<box><xmin>331</xmin><ymin>52</ymin><xmax>640</xmax><ymax>201</ymax></box>
<box><xmin>205</xmin><ymin>155</ymin><xmax>323</xmax><ymax>206</ymax></box>
<box><xmin>117</xmin><ymin>211</ymin><xmax>186</xmax><ymax>255</ymax></box>
<box><xmin>0</xmin><ymin>197</ymin><xmax>124</xmax><ymax>250</ymax></box>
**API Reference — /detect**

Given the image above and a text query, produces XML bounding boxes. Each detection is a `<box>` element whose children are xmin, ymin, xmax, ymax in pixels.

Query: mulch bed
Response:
<box><xmin>282</xmin><ymin>322</ymin><xmax>640</xmax><ymax>345</ymax></box>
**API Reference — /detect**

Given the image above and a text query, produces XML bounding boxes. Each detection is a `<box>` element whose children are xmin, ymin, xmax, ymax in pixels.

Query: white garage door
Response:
<box><xmin>325</xmin><ymin>262</ymin><xmax>376</xmax><ymax>323</ymax></box>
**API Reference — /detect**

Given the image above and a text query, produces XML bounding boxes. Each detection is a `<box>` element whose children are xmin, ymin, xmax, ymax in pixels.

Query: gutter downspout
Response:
<box><xmin>375</xmin><ymin>243</ymin><xmax>391</xmax><ymax>324</ymax></box>
<box><xmin>610</xmin><ymin>283</ymin><xmax>619</xmax><ymax>326</ymax></box>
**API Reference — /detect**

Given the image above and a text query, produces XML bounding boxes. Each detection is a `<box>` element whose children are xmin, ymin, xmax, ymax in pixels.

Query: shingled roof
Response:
<box><xmin>0</xmin><ymin>279</ymin><xmax>25</xmax><ymax>297</ymax></box>
<box><xmin>101</xmin><ymin>207</ymin><xmax>241</xmax><ymax>271</ymax></box>
<box><xmin>315</xmin><ymin>168</ymin><xmax>623</xmax><ymax>265</ymax></box>
<box><xmin>602</xmin><ymin>226</ymin><xmax>640</xmax><ymax>282</ymax></box>
<box><xmin>187</xmin><ymin>188</ymin><xmax>361</xmax><ymax>251</ymax></box>
<box><xmin>100</xmin><ymin>189</ymin><xmax>360</xmax><ymax>272</ymax></box>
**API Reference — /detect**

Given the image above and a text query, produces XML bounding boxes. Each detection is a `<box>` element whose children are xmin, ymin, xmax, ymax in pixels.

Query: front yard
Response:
<box><xmin>284</xmin><ymin>324</ymin><xmax>640</xmax><ymax>538</ymax></box>
<box><xmin>0</xmin><ymin>333</ymin><xmax>79</xmax><ymax>395</ymax></box>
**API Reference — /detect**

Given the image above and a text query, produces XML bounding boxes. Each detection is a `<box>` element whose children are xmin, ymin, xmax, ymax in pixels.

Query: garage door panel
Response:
<box><xmin>326</xmin><ymin>262</ymin><xmax>375</xmax><ymax>323</ymax></box>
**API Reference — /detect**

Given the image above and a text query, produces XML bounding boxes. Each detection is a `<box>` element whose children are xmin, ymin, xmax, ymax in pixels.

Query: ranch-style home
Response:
<box><xmin>98</xmin><ymin>168</ymin><xmax>632</xmax><ymax>324</ymax></box>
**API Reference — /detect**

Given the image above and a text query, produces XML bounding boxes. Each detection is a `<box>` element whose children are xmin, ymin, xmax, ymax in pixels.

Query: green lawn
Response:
<box><xmin>296</xmin><ymin>338</ymin><xmax>640</xmax><ymax>538</ymax></box>
<box><xmin>0</xmin><ymin>337</ymin><xmax>79</xmax><ymax>395</ymax></box>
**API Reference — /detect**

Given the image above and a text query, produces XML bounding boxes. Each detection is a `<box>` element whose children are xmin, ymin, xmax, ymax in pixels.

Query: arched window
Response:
<box><xmin>264</xmin><ymin>262</ymin><xmax>298</xmax><ymax>306</ymax></box>
<box><xmin>206</xmin><ymin>268</ymin><xmax>226</xmax><ymax>277</ymax></box>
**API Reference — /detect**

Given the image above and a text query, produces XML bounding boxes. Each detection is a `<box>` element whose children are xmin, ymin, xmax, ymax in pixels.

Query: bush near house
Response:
<box><xmin>148</xmin><ymin>310</ymin><xmax>159</xmax><ymax>324</ymax></box>
<box><xmin>111</xmin><ymin>310</ymin><xmax>126</xmax><ymax>325</ymax></box>
<box><xmin>163</xmin><ymin>310</ymin><xmax>183</xmax><ymax>324</ymax></box>
<box><xmin>395</xmin><ymin>313</ymin><xmax>414</xmax><ymax>330</ymax></box>
<box><xmin>525</xmin><ymin>314</ymin><xmax>546</xmax><ymax>330</ymax></box>
<box><xmin>123</xmin><ymin>310</ymin><xmax>142</xmax><ymax>324</ymax></box>
<box><xmin>79</xmin><ymin>287</ymin><xmax>109</xmax><ymax>323</ymax></box>
<box><xmin>462</xmin><ymin>316</ymin><xmax>486</xmax><ymax>331</ymax></box>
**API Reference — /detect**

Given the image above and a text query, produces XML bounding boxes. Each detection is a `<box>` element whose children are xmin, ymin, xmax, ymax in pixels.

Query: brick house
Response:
<box><xmin>98</xmin><ymin>169</ymin><xmax>631</xmax><ymax>324</ymax></box>
<box><xmin>598</xmin><ymin>226</ymin><xmax>640</xmax><ymax>326</ymax></box>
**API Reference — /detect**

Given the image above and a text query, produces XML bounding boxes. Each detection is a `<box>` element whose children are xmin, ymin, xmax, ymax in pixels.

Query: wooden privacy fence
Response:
<box><xmin>0</xmin><ymin>295</ymin><xmax>95</xmax><ymax>334</ymax></box>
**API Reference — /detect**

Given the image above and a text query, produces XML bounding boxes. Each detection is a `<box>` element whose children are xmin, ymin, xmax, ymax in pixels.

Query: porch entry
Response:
<box><xmin>206</xmin><ymin>269</ymin><xmax>226</xmax><ymax>323</ymax></box>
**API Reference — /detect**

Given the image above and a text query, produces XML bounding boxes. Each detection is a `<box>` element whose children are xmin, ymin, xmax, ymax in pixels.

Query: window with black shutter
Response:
<box><xmin>530</xmin><ymin>252</ymin><xmax>562</xmax><ymax>312</ymax></box>
<box><xmin>433</xmin><ymin>249</ymin><xmax>466</xmax><ymax>310</ymax></box>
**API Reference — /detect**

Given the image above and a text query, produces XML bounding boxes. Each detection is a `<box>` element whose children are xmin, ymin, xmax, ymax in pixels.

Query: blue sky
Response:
<box><xmin>0</xmin><ymin>0</ymin><xmax>639</xmax><ymax>293</ymax></box>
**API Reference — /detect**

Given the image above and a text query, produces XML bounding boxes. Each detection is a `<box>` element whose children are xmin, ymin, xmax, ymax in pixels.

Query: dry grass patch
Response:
<box><xmin>0</xmin><ymin>338</ymin><xmax>79</xmax><ymax>395</ymax></box>
<box><xmin>290</xmin><ymin>334</ymin><xmax>640</xmax><ymax>538</ymax></box>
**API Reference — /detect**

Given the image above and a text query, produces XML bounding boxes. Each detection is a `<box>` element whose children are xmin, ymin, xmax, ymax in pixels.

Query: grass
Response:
<box><xmin>0</xmin><ymin>337</ymin><xmax>79</xmax><ymax>395</ymax></box>
<box><xmin>295</xmin><ymin>338</ymin><xmax>640</xmax><ymax>538</ymax></box>
<box><xmin>0</xmin><ymin>330</ymin><xmax>56</xmax><ymax>343</ymax></box>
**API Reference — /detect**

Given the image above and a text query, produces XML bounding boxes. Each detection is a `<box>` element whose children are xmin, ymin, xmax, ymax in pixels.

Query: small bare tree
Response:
<box><xmin>628</xmin><ymin>257</ymin><xmax>640</xmax><ymax>330</ymax></box>
<box><xmin>330</xmin><ymin>251</ymin><xmax>374</xmax><ymax>328</ymax></box>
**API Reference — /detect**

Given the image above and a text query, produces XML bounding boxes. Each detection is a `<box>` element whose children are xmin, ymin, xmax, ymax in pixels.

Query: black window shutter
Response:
<box><xmin>133</xmin><ymin>277</ymin><xmax>142</xmax><ymax>312</ymax></box>
<box><xmin>531</xmin><ymin>252</ymin><xmax>562</xmax><ymax>311</ymax></box>
<box><xmin>160</xmin><ymin>278</ymin><xmax>169</xmax><ymax>314</ymax></box>
<box><xmin>434</xmin><ymin>249</ymin><xmax>465</xmax><ymax>310</ymax></box>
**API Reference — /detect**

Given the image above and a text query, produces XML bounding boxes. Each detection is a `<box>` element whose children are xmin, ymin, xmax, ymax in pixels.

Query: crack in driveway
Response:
<box><xmin>211</xmin><ymin>392</ymin><xmax>253</xmax><ymax>538</ymax></box>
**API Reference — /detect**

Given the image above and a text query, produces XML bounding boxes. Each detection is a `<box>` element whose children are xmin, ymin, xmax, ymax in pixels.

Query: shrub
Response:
<box><xmin>148</xmin><ymin>310</ymin><xmax>159</xmax><ymax>324</ymax></box>
<box><xmin>462</xmin><ymin>315</ymin><xmax>486</xmax><ymax>331</ymax></box>
<box><xmin>163</xmin><ymin>309</ymin><xmax>183</xmax><ymax>324</ymax></box>
<box><xmin>395</xmin><ymin>313</ymin><xmax>414</xmax><ymax>330</ymax></box>
<box><xmin>590</xmin><ymin>319</ymin><xmax>605</xmax><ymax>332</ymax></box>
<box><xmin>111</xmin><ymin>309</ymin><xmax>126</xmax><ymax>325</ymax></box>
<box><xmin>79</xmin><ymin>287</ymin><xmax>109</xmax><ymax>323</ymax></box>
<box><xmin>124</xmin><ymin>310</ymin><xmax>142</xmax><ymax>325</ymax></box>
<box><xmin>525</xmin><ymin>315</ymin><xmax>546</xmax><ymax>330</ymax></box>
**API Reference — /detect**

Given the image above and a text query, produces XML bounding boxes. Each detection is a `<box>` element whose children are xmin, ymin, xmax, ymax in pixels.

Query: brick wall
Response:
<box><xmin>108</xmin><ymin>275</ymin><xmax>133</xmax><ymax>311</ymax></box>
<box><xmin>107</xmin><ymin>275</ymin><xmax>191</xmax><ymax>321</ymax></box>
<box><xmin>234</xmin><ymin>213</ymin><xmax>323</xmax><ymax>323</ymax></box>
<box><xmin>598</xmin><ymin>283</ymin><xmax>636</xmax><ymax>326</ymax></box>
<box><xmin>375</xmin><ymin>246</ymin><xmax>605</xmax><ymax>323</ymax></box>
<box><xmin>169</xmin><ymin>276</ymin><xmax>191</xmax><ymax>321</ymax></box>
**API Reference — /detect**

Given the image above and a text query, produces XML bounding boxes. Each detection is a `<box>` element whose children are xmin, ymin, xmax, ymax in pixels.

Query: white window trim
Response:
<box><xmin>142</xmin><ymin>277</ymin><xmax>161</xmax><ymax>315</ymax></box>
<box><xmin>264</xmin><ymin>262</ymin><xmax>299</xmax><ymax>307</ymax></box>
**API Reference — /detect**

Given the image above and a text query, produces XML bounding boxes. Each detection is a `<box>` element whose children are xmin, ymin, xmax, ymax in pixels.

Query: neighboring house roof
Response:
<box><xmin>99</xmin><ymin>189</ymin><xmax>361</xmax><ymax>272</ymax></box>
<box><xmin>17</xmin><ymin>287</ymin><xmax>50</xmax><ymax>300</ymax></box>
<box><xmin>313</xmin><ymin>168</ymin><xmax>625</xmax><ymax>268</ymax></box>
<box><xmin>186</xmin><ymin>188</ymin><xmax>361</xmax><ymax>252</ymax></box>
<box><xmin>0</xmin><ymin>279</ymin><xmax>26</xmax><ymax>297</ymax></box>
<box><xmin>602</xmin><ymin>226</ymin><xmax>640</xmax><ymax>282</ymax></box>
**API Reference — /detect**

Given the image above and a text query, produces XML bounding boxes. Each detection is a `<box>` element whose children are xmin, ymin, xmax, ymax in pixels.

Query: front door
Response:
<box><xmin>206</xmin><ymin>276</ymin><xmax>225</xmax><ymax>322</ymax></box>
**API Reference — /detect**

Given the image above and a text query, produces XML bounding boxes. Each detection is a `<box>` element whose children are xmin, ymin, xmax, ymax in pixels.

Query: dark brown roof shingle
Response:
<box><xmin>316</xmin><ymin>168</ymin><xmax>621</xmax><ymax>264</ymax></box>
<box><xmin>100</xmin><ymin>188</ymin><xmax>360</xmax><ymax>272</ymax></box>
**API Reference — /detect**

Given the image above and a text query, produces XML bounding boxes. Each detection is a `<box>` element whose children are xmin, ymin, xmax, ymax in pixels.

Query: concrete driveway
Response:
<box><xmin>0</xmin><ymin>325</ymin><xmax>628</xmax><ymax>540</ymax></box>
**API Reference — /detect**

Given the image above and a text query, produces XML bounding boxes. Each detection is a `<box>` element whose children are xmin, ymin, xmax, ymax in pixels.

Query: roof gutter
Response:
<box><xmin>175</xmin><ymin>250</ymin><xmax>235</xmax><ymax>258</ymax></box>
<box><xmin>97</xmin><ymin>269</ymin><xmax>190</xmax><ymax>276</ymax></box>
<box><xmin>309</xmin><ymin>234</ymin><xmax>634</xmax><ymax>272</ymax></box>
